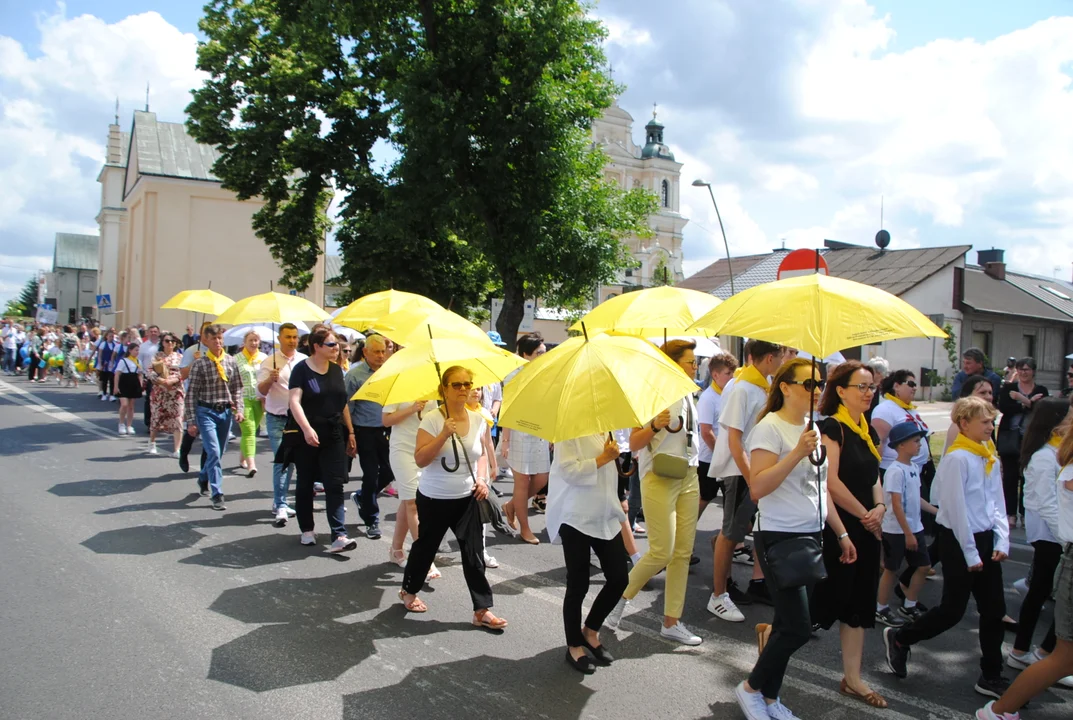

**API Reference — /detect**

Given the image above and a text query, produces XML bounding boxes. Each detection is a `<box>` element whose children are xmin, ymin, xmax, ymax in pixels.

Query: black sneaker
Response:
<box><xmin>690</xmin><ymin>554</ymin><xmax>701</xmax><ymax>566</ymax></box>
<box><xmin>897</xmin><ymin>604</ymin><xmax>927</xmax><ymax>623</ymax></box>
<box><xmin>198</xmin><ymin>480</ymin><xmax>209</xmax><ymax>497</ymax></box>
<box><xmin>974</xmin><ymin>674</ymin><xmax>1011</xmax><ymax>699</ymax></box>
<box><xmin>876</xmin><ymin>607</ymin><xmax>907</xmax><ymax>627</ymax></box>
<box><xmin>211</xmin><ymin>494</ymin><xmax>226</xmax><ymax>511</ymax></box>
<box><xmin>366</xmin><ymin>522</ymin><xmax>382</xmax><ymax>540</ymax></box>
<box><xmin>883</xmin><ymin>627</ymin><xmax>909</xmax><ymax>678</ymax></box>
<box><xmin>179</xmin><ymin>452</ymin><xmax>190</xmax><ymax>473</ymax></box>
<box><xmin>727</xmin><ymin>579</ymin><xmax>754</xmax><ymax>606</ymax></box>
<box><xmin>746</xmin><ymin>580</ymin><xmax>774</xmax><ymax>606</ymax></box>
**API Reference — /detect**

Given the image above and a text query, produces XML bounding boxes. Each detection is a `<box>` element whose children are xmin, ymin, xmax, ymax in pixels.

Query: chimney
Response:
<box><xmin>977</xmin><ymin>248</ymin><xmax>1005</xmax><ymax>281</ymax></box>
<box><xmin>984</xmin><ymin>261</ymin><xmax>1006</xmax><ymax>281</ymax></box>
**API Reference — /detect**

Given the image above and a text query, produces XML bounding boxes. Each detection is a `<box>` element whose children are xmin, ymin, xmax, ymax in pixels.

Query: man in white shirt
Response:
<box><xmin>256</xmin><ymin>323</ymin><xmax>307</xmax><ymax>525</ymax></box>
<box><xmin>697</xmin><ymin>352</ymin><xmax>739</xmax><ymax>517</ymax></box>
<box><xmin>1</xmin><ymin>320</ymin><xmax>17</xmax><ymax>374</ymax></box>
<box><xmin>138</xmin><ymin>324</ymin><xmax>161</xmax><ymax>431</ymax></box>
<box><xmin>707</xmin><ymin>340</ymin><xmax>784</xmax><ymax>621</ymax></box>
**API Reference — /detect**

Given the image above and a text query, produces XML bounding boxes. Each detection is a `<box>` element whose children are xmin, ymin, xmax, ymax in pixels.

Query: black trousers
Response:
<box><xmin>559</xmin><ymin>523</ymin><xmax>629</xmax><ymax>647</ymax></box>
<box><xmin>748</xmin><ymin>530</ymin><xmax>816</xmax><ymax>700</ymax></box>
<box><xmin>294</xmin><ymin>424</ymin><xmax>348</xmax><ymax>540</ymax></box>
<box><xmin>98</xmin><ymin>370</ymin><xmax>114</xmax><ymax>396</ymax></box>
<box><xmin>895</xmin><ymin>526</ymin><xmax>1006</xmax><ymax>678</ymax></box>
<box><xmin>999</xmin><ymin>453</ymin><xmax>1023</xmax><ymax>517</ymax></box>
<box><xmin>355</xmin><ymin>426</ymin><xmax>394</xmax><ymax>524</ymax></box>
<box><xmin>27</xmin><ymin>351</ymin><xmax>41</xmax><ymax>381</ymax></box>
<box><xmin>143</xmin><ymin>387</ymin><xmax>152</xmax><ymax>429</ymax></box>
<box><xmin>179</xmin><ymin>431</ymin><xmax>207</xmax><ymax>470</ymax></box>
<box><xmin>1014</xmin><ymin>539</ymin><xmax>1061</xmax><ymax>653</ymax></box>
<box><xmin>402</xmin><ymin>492</ymin><xmax>492</xmax><ymax>611</ymax></box>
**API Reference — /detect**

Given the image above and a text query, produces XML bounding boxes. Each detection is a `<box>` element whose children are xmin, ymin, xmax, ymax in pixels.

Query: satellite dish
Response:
<box><xmin>875</xmin><ymin>229</ymin><xmax>891</xmax><ymax>250</ymax></box>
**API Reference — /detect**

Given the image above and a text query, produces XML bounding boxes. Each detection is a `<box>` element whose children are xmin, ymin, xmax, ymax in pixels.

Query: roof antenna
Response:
<box><xmin>145</xmin><ymin>82</ymin><xmax>150</xmax><ymax>112</ymax></box>
<box><xmin>875</xmin><ymin>195</ymin><xmax>890</xmax><ymax>253</ymax></box>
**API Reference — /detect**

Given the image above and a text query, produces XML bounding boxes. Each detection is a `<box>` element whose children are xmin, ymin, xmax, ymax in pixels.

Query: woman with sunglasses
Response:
<box><xmin>812</xmin><ymin>361</ymin><xmax>887</xmax><ymax>708</ymax></box>
<box><xmin>399</xmin><ymin>366</ymin><xmax>507</xmax><ymax>630</ymax></box>
<box><xmin>872</xmin><ymin>370</ymin><xmax>932</xmax><ymax>481</ymax></box>
<box><xmin>145</xmin><ymin>333</ymin><xmax>185</xmax><ymax>456</ymax></box>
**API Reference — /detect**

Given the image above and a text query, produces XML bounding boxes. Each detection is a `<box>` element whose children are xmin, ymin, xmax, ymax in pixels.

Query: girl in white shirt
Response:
<box><xmin>398</xmin><ymin>366</ymin><xmax>506</xmax><ymax>631</ymax></box>
<box><xmin>546</xmin><ymin>432</ymin><xmax>628</xmax><ymax>674</ymax></box>
<box><xmin>383</xmin><ymin>398</ymin><xmax>436</xmax><ymax>571</ymax></box>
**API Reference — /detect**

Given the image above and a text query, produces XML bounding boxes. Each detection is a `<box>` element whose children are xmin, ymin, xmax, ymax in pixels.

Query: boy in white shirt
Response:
<box><xmin>876</xmin><ymin>421</ymin><xmax>936</xmax><ymax>628</ymax></box>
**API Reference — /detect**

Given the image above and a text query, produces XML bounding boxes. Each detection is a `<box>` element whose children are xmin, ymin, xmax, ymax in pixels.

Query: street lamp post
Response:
<box><xmin>692</xmin><ymin>179</ymin><xmax>734</xmax><ymax>296</ymax></box>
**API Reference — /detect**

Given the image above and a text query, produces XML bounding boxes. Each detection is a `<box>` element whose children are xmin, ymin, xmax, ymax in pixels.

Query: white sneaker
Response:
<box><xmin>108</xmin><ymin>395</ymin><xmax>115</xmax><ymax>402</ymax></box>
<box><xmin>99</xmin><ymin>393</ymin><xmax>105</xmax><ymax>400</ymax></box>
<box><xmin>483</xmin><ymin>553</ymin><xmax>499</xmax><ymax>568</ymax></box>
<box><xmin>285</xmin><ymin>506</ymin><xmax>296</xmax><ymax>517</ymax></box>
<box><xmin>606</xmin><ymin>597</ymin><xmax>628</xmax><ymax>629</ymax></box>
<box><xmin>707</xmin><ymin>592</ymin><xmax>746</xmax><ymax>622</ymax></box>
<box><xmin>147</xmin><ymin>443</ymin><xmax>158</xmax><ymax>455</ymax></box>
<box><xmin>172</xmin><ymin>450</ymin><xmax>180</xmax><ymax>459</ymax></box>
<box><xmin>313</xmin><ymin>482</ymin><xmax>324</xmax><ymax>494</ymax></box>
<box><xmin>735</xmin><ymin>682</ymin><xmax>771</xmax><ymax>720</ymax></box>
<box><xmin>273</xmin><ymin>507</ymin><xmax>288</xmax><ymax>527</ymax></box>
<box><xmin>765</xmin><ymin>699</ymin><xmax>801</xmax><ymax>720</ymax></box>
<box><xmin>1057</xmin><ymin>675</ymin><xmax>1073</xmax><ymax>688</ymax></box>
<box><xmin>300</xmin><ymin>532</ymin><xmax>316</xmax><ymax>546</ymax></box>
<box><xmin>118</xmin><ymin>424</ymin><xmax>126</xmax><ymax>435</ymax></box>
<box><xmin>1007</xmin><ymin>648</ymin><xmax>1040</xmax><ymax>670</ymax></box>
<box><xmin>660</xmin><ymin>621</ymin><xmax>702</xmax><ymax>646</ymax></box>
<box><xmin>126</xmin><ymin>425</ymin><xmax>135</xmax><ymax>435</ymax></box>
<box><xmin>329</xmin><ymin>536</ymin><xmax>357</xmax><ymax>553</ymax></box>
<box><xmin>1013</xmin><ymin>578</ymin><xmax>1029</xmax><ymax>596</ymax></box>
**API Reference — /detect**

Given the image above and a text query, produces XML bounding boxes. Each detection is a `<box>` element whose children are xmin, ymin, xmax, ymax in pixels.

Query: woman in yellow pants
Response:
<box><xmin>235</xmin><ymin>330</ymin><xmax>266</xmax><ymax>478</ymax></box>
<box><xmin>607</xmin><ymin>339</ymin><xmax>702</xmax><ymax>645</ymax></box>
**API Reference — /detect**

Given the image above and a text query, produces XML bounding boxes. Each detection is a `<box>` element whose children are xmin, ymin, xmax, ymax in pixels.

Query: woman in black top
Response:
<box><xmin>288</xmin><ymin>328</ymin><xmax>358</xmax><ymax>553</ymax></box>
<box><xmin>997</xmin><ymin>356</ymin><xmax>1048</xmax><ymax>526</ymax></box>
<box><xmin>812</xmin><ymin>361</ymin><xmax>887</xmax><ymax>708</ymax></box>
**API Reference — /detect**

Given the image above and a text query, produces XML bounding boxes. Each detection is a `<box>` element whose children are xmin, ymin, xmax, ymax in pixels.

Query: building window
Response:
<box><xmin>971</xmin><ymin>330</ymin><xmax>992</xmax><ymax>361</ymax></box>
<box><xmin>81</xmin><ymin>306</ymin><xmax>95</xmax><ymax>320</ymax></box>
<box><xmin>661</xmin><ymin>179</ymin><xmax>670</xmax><ymax>208</ymax></box>
<box><xmin>625</xmin><ymin>268</ymin><xmax>633</xmax><ymax>277</ymax></box>
<box><xmin>1023</xmin><ymin>334</ymin><xmax>1036</xmax><ymax>360</ymax></box>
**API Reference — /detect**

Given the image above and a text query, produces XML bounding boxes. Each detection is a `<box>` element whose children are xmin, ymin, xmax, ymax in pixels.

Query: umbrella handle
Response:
<box><xmin>665</xmin><ymin>416</ymin><xmax>684</xmax><ymax>434</ymax></box>
<box><xmin>440</xmin><ymin>434</ymin><xmax>461</xmax><ymax>472</ymax></box>
<box><xmin>809</xmin><ymin>445</ymin><xmax>827</xmax><ymax>467</ymax></box>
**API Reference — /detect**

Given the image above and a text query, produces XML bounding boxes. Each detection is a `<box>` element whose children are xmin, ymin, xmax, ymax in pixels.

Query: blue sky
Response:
<box><xmin>1</xmin><ymin>0</ymin><xmax>1072</xmax><ymax>307</ymax></box>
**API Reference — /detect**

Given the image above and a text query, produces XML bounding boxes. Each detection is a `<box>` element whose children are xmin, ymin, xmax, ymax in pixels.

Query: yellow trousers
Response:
<box><xmin>623</xmin><ymin>468</ymin><xmax>699</xmax><ymax>619</ymax></box>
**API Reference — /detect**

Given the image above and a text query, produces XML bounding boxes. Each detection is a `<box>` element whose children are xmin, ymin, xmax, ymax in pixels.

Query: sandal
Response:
<box><xmin>388</xmin><ymin>547</ymin><xmax>407</xmax><ymax>567</ymax></box>
<box><xmin>473</xmin><ymin>609</ymin><xmax>508</xmax><ymax>630</ymax></box>
<box><xmin>755</xmin><ymin>623</ymin><xmax>771</xmax><ymax>655</ymax></box>
<box><xmin>839</xmin><ymin>678</ymin><xmax>887</xmax><ymax>709</ymax></box>
<box><xmin>426</xmin><ymin>563</ymin><xmax>442</xmax><ymax>581</ymax></box>
<box><xmin>398</xmin><ymin>590</ymin><xmax>427</xmax><ymax>613</ymax></box>
<box><xmin>632</xmin><ymin>523</ymin><xmax>646</xmax><ymax>536</ymax></box>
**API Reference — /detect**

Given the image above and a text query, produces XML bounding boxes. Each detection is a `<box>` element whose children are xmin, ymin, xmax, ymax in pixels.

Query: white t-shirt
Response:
<box><xmin>1</xmin><ymin>327</ymin><xmax>16</xmax><ymax>350</ymax></box>
<box><xmin>696</xmin><ymin>384</ymin><xmax>724</xmax><ymax>464</ymax></box>
<box><xmin>636</xmin><ymin>395</ymin><xmax>699</xmax><ymax>480</ymax></box>
<box><xmin>1056</xmin><ymin>464</ymin><xmax>1073</xmax><ymax>544</ymax></box>
<box><xmin>748</xmin><ymin>413</ymin><xmax>828</xmax><ymax>533</ymax></box>
<box><xmin>872</xmin><ymin>399</ymin><xmax>931</xmax><ymax>470</ymax></box>
<box><xmin>708</xmin><ymin>380</ymin><xmax>768</xmax><ymax>478</ymax></box>
<box><xmin>138</xmin><ymin>340</ymin><xmax>160</xmax><ymax>374</ymax></box>
<box><xmin>384</xmin><ymin>401</ymin><xmax>438</xmax><ymax>458</ymax></box>
<box><xmin>882</xmin><ymin>460</ymin><xmax>923</xmax><ymax>534</ymax></box>
<box><xmin>417</xmin><ymin>408</ymin><xmax>485</xmax><ymax>499</ymax></box>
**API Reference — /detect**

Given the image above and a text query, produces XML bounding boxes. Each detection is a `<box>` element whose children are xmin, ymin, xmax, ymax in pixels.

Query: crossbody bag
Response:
<box><xmin>650</xmin><ymin>397</ymin><xmax>694</xmax><ymax>479</ymax></box>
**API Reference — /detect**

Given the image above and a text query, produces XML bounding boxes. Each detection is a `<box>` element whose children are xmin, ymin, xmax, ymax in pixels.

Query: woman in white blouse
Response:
<box><xmin>546</xmin><ymin>432</ymin><xmax>628</xmax><ymax>674</ymax></box>
<box><xmin>383</xmin><ymin>398</ymin><xmax>440</xmax><ymax>578</ymax></box>
<box><xmin>398</xmin><ymin>366</ymin><xmax>507</xmax><ymax>631</ymax></box>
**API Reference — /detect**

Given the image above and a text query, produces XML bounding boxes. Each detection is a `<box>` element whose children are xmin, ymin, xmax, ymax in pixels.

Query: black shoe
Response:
<box><xmin>974</xmin><ymin>674</ymin><xmax>1011</xmax><ymax>699</ymax></box>
<box><xmin>211</xmin><ymin>494</ymin><xmax>226</xmax><ymax>511</ymax></box>
<box><xmin>581</xmin><ymin>638</ymin><xmax>614</xmax><ymax>666</ymax></box>
<box><xmin>198</xmin><ymin>480</ymin><xmax>209</xmax><ymax>497</ymax></box>
<box><xmin>876</xmin><ymin>607</ymin><xmax>906</xmax><ymax>628</ymax></box>
<box><xmin>565</xmin><ymin>649</ymin><xmax>596</xmax><ymax>675</ymax></box>
<box><xmin>179</xmin><ymin>453</ymin><xmax>190</xmax><ymax>473</ymax></box>
<box><xmin>746</xmin><ymin>580</ymin><xmax>774</xmax><ymax>606</ymax></box>
<box><xmin>366</xmin><ymin>522</ymin><xmax>382</xmax><ymax>540</ymax></box>
<box><xmin>897</xmin><ymin>604</ymin><xmax>927</xmax><ymax>623</ymax></box>
<box><xmin>690</xmin><ymin>554</ymin><xmax>701</xmax><ymax>566</ymax></box>
<box><xmin>883</xmin><ymin>626</ymin><xmax>909</xmax><ymax>678</ymax></box>
<box><xmin>727</xmin><ymin>579</ymin><xmax>754</xmax><ymax>606</ymax></box>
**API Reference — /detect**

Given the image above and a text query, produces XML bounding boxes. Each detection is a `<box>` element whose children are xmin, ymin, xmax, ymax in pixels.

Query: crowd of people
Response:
<box><xmin>4</xmin><ymin>313</ymin><xmax>1073</xmax><ymax>720</ymax></box>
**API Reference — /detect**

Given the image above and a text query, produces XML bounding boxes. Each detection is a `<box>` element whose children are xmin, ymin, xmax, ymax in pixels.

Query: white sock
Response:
<box><xmin>630</xmin><ymin>552</ymin><xmax>642</xmax><ymax>564</ymax></box>
<box><xmin>877</xmin><ymin>603</ymin><xmax>889</xmax><ymax>612</ymax></box>
<box><xmin>904</xmin><ymin>599</ymin><xmax>917</xmax><ymax>609</ymax></box>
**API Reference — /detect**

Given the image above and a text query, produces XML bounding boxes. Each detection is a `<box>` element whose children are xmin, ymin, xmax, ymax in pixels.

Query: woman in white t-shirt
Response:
<box><xmin>735</xmin><ymin>359</ymin><xmax>856</xmax><ymax>720</ymax></box>
<box><xmin>871</xmin><ymin>370</ymin><xmax>931</xmax><ymax>474</ymax></box>
<box><xmin>383</xmin><ymin>398</ymin><xmax>437</xmax><ymax>572</ymax></box>
<box><xmin>398</xmin><ymin>366</ymin><xmax>507</xmax><ymax>631</ymax></box>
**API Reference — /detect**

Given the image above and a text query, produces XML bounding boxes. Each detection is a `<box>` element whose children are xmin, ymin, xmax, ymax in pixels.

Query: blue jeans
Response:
<box><xmin>196</xmin><ymin>405</ymin><xmax>232</xmax><ymax>499</ymax></box>
<box><xmin>1</xmin><ymin>348</ymin><xmax>14</xmax><ymax>373</ymax></box>
<box><xmin>265</xmin><ymin>413</ymin><xmax>293</xmax><ymax>510</ymax></box>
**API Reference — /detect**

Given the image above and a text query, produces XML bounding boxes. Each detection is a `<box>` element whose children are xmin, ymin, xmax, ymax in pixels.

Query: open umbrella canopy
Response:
<box><xmin>333</xmin><ymin>290</ymin><xmax>443</xmax><ymax>330</ymax></box>
<box><xmin>499</xmin><ymin>332</ymin><xmax>699</xmax><ymax>443</ymax></box>
<box><xmin>214</xmin><ymin>292</ymin><xmax>330</xmax><ymax>326</ymax></box>
<box><xmin>353</xmin><ymin>336</ymin><xmax>525</xmax><ymax>405</ymax></box>
<box><xmin>160</xmin><ymin>289</ymin><xmax>234</xmax><ymax>315</ymax></box>
<box><xmin>569</xmin><ymin>286</ymin><xmax>722</xmax><ymax>337</ymax></box>
<box><xmin>367</xmin><ymin>307</ymin><xmax>490</xmax><ymax>347</ymax></box>
<box><xmin>687</xmin><ymin>273</ymin><xmax>947</xmax><ymax>358</ymax></box>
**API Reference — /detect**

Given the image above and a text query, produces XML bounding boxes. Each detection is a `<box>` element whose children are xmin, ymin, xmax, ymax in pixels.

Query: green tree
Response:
<box><xmin>5</xmin><ymin>276</ymin><xmax>38</xmax><ymax>317</ymax></box>
<box><xmin>186</xmin><ymin>0</ymin><xmax>655</xmax><ymax>347</ymax></box>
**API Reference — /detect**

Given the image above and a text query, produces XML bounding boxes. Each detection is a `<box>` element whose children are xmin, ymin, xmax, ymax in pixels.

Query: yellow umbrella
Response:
<box><xmin>368</xmin><ymin>307</ymin><xmax>491</xmax><ymax>347</ymax></box>
<box><xmin>160</xmin><ymin>289</ymin><xmax>234</xmax><ymax>315</ymax></box>
<box><xmin>333</xmin><ymin>290</ymin><xmax>443</xmax><ymax>330</ymax></box>
<box><xmin>353</xmin><ymin>336</ymin><xmax>525</xmax><ymax>405</ymax></box>
<box><xmin>569</xmin><ymin>286</ymin><xmax>722</xmax><ymax>338</ymax></box>
<box><xmin>686</xmin><ymin>272</ymin><xmax>946</xmax><ymax>358</ymax></box>
<box><xmin>214</xmin><ymin>291</ymin><xmax>331</xmax><ymax>326</ymax></box>
<box><xmin>498</xmin><ymin>331</ymin><xmax>699</xmax><ymax>443</ymax></box>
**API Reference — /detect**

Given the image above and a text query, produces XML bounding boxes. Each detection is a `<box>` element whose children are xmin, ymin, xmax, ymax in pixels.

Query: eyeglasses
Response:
<box><xmin>448</xmin><ymin>381</ymin><xmax>474</xmax><ymax>390</ymax></box>
<box><xmin>906</xmin><ymin>381</ymin><xmax>917</xmax><ymax>388</ymax></box>
<box><xmin>788</xmin><ymin>379</ymin><xmax>826</xmax><ymax>392</ymax></box>
<box><xmin>850</xmin><ymin>383</ymin><xmax>877</xmax><ymax>393</ymax></box>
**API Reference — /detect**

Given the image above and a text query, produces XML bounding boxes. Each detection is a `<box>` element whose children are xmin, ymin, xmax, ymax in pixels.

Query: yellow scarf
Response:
<box><xmin>884</xmin><ymin>392</ymin><xmax>915</xmax><ymax>411</ymax></box>
<box><xmin>206</xmin><ymin>349</ymin><xmax>228</xmax><ymax>383</ymax></box>
<box><xmin>737</xmin><ymin>364</ymin><xmax>770</xmax><ymax>391</ymax></box>
<box><xmin>127</xmin><ymin>356</ymin><xmax>140</xmax><ymax>370</ymax></box>
<box><xmin>733</xmin><ymin>367</ymin><xmax>744</xmax><ymax>380</ymax></box>
<box><xmin>947</xmin><ymin>434</ymin><xmax>998</xmax><ymax>475</ymax></box>
<box><xmin>242</xmin><ymin>348</ymin><xmax>266</xmax><ymax>366</ymax></box>
<box><xmin>832</xmin><ymin>405</ymin><xmax>881</xmax><ymax>461</ymax></box>
<box><xmin>467</xmin><ymin>402</ymin><xmax>494</xmax><ymax>428</ymax></box>
<box><xmin>712</xmin><ymin>381</ymin><xmax>724</xmax><ymax>396</ymax></box>
<box><xmin>1048</xmin><ymin>434</ymin><xmax>1062</xmax><ymax>449</ymax></box>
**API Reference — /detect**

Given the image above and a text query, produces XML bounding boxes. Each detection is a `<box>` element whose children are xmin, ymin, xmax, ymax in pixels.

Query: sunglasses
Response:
<box><xmin>448</xmin><ymin>381</ymin><xmax>474</xmax><ymax>390</ymax></box>
<box><xmin>850</xmin><ymin>383</ymin><xmax>877</xmax><ymax>393</ymax></box>
<box><xmin>788</xmin><ymin>379</ymin><xmax>826</xmax><ymax>392</ymax></box>
<box><xmin>322</xmin><ymin>342</ymin><xmax>338</xmax><ymax>348</ymax></box>
<box><xmin>906</xmin><ymin>381</ymin><xmax>917</xmax><ymax>388</ymax></box>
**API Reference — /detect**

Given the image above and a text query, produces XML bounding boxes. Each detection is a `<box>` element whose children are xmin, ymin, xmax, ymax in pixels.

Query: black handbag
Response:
<box><xmin>760</xmin><ymin>532</ymin><xmax>826</xmax><ymax>591</ymax></box>
<box><xmin>997</xmin><ymin>413</ymin><xmax>1026</xmax><ymax>455</ymax></box>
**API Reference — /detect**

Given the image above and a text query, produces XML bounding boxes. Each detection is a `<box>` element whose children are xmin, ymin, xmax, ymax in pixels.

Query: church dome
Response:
<box><xmin>641</xmin><ymin>117</ymin><xmax>675</xmax><ymax>161</ymax></box>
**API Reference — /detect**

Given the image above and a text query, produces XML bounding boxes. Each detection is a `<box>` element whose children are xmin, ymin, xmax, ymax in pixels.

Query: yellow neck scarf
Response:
<box><xmin>206</xmin><ymin>349</ymin><xmax>228</xmax><ymax>383</ymax></box>
<box><xmin>737</xmin><ymin>364</ymin><xmax>770</xmax><ymax>392</ymax></box>
<box><xmin>712</xmin><ymin>381</ymin><xmax>724</xmax><ymax>396</ymax></box>
<box><xmin>833</xmin><ymin>405</ymin><xmax>881</xmax><ymax>461</ymax></box>
<box><xmin>947</xmin><ymin>434</ymin><xmax>997</xmax><ymax>475</ymax></box>
<box><xmin>884</xmin><ymin>392</ymin><xmax>915</xmax><ymax>411</ymax></box>
<box><xmin>127</xmin><ymin>356</ymin><xmax>140</xmax><ymax>370</ymax></box>
<box><xmin>1048</xmin><ymin>434</ymin><xmax>1062</xmax><ymax>449</ymax></box>
<box><xmin>733</xmin><ymin>367</ymin><xmax>744</xmax><ymax>380</ymax></box>
<box><xmin>467</xmin><ymin>402</ymin><xmax>494</xmax><ymax>427</ymax></box>
<box><xmin>242</xmin><ymin>348</ymin><xmax>265</xmax><ymax>366</ymax></box>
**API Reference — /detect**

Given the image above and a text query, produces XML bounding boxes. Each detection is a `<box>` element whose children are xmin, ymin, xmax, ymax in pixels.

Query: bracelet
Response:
<box><xmin>874</xmin><ymin>502</ymin><xmax>886</xmax><ymax>510</ymax></box>
<box><xmin>838</xmin><ymin>532</ymin><xmax>849</xmax><ymax>540</ymax></box>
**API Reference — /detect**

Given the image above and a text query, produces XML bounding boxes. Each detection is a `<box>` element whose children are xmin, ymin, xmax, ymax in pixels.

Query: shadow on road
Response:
<box><xmin>80</xmin><ymin>510</ymin><xmax>273</xmax><ymax>556</ymax></box>
<box><xmin>48</xmin><ymin>472</ymin><xmax>192</xmax><ymax>497</ymax></box>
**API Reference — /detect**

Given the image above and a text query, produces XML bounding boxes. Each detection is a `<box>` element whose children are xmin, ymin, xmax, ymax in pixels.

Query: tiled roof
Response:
<box><xmin>53</xmin><ymin>233</ymin><xmax>99</xmax><ymax>271</ymax></box>
<box><xmin>129</xmin><ymin>110</ymin><xmax>221</xmax><ymax>182</ymax></box>
<box><xmin>961</xmin><ymin>266</ymin><xmax>1070</xmax><ymax>321</ymax></box>
<box><xmin>710</xmin><ymin>252</ymin><xmax>787</xmax><ymax>300</ymax></box>
<box><xmin>1003</xmin><ymin>271</ymin><xmax>1073</xmax><ymax>320</ymax></box>
<box><xmin>822</xmin><ymin>243</ymin><xmax>972</xmax><ymax>296</ymax></box>
<box><xmin>676</xmin><ymin>253</ymin><xmax>770</xmax><ymax>293</ymax></box>
<box><xmin>325</xmin><ymin>255</ymin><xmax>344</xmax><ymax>284</ymax></box>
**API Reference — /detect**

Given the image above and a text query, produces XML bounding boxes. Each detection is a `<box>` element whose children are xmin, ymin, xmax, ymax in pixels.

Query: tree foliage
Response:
<box><xmin>5</xmin><ymin>276</ymin><xmax>38</xmax><ymax>317</ymax></box>
<box><xmin>186</xmin><ymin>0</ymin><xmax>656</xmax><ymax>347</ymax></box>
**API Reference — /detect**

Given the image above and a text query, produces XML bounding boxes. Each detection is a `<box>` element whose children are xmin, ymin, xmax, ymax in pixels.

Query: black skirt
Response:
<box><xmin>116</xmin><ymin>372</ymin><xmax>143</xmax><ymax>399</ymax></box>
<box><xmin>811</xmin><ymin>516</ymin><xmax>881</xmax><ymax>629</ymax></box>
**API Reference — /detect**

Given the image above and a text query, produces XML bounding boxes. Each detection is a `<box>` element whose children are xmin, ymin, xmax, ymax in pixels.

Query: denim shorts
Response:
<box><xmin>1056</xmin><ymin>544</ymin><xmax>1073</xmax><ymax>643</ymax></box>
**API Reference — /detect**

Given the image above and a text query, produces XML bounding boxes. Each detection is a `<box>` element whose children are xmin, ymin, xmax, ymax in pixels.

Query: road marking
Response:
<box><xmin>0</xmin><ymin>378</ymin><xmax>117</xmax><ymax>441</ymax></box>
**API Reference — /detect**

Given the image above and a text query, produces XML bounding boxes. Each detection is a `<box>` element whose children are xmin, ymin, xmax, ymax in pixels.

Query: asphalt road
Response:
<box><xmin>1</xmin><ymin>377</ymin><xmax>1070</xmax><ymax>720</ymax></box>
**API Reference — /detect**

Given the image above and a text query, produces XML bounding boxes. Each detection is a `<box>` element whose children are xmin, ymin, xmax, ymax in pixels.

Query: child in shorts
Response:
<box><xmin>876</xmin><ymin>421</ymin><xmax>936</xmax><ymax>627</ymax></box>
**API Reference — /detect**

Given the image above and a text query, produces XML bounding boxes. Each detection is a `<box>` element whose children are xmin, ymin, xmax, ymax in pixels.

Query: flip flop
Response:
<box><xmin>398</xmin><ymin>590</ymin><xmax>427</xmax><ymax>613</ymax></box>
<box><xmin>473</xmin><ymin>610</ymin><xmax>508</xmax><ymax>630</ymax></box>
<box><xmin>839</xmin><ymin>678</ymin><xmax>887</xmax><ymax>708</ymax></box>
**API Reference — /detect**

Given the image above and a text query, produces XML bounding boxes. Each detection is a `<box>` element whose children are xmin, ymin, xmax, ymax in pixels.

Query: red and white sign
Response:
<box><xmin>777</xmin><ymin>248</ymin><xmax>829</xmax><ymax>280</ymax></box>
